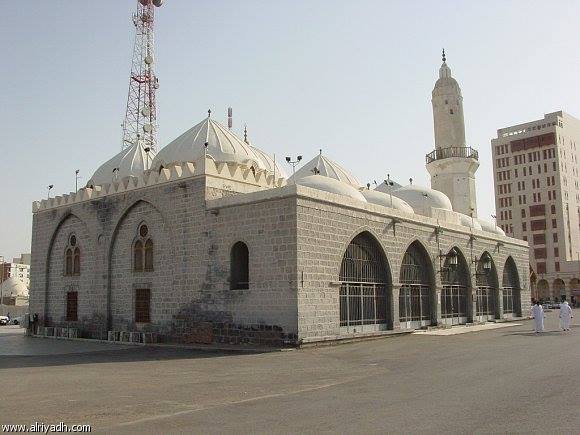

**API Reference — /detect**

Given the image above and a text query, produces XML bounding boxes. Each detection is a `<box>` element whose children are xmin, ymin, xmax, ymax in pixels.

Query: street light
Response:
<box><xmin>285</xmin><ymin>155</ymin><xmax>302</xmax><ymax>178</ymax></box>
<box><xmin>47</xmin><ymin>185</ymin><xmax>54</xmax><ymax>199</ymax></box>
<box><xmin>75</xmin><ymin>170</ymin><xmax>80</xmax><ymax>193</ymax></box>
<box><xmin>384</xmin><ymin>174</ymin><xmax>395</xmax><ymax>208</ymax></box>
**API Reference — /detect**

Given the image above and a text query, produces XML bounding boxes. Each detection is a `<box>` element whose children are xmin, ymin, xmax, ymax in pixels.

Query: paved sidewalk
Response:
<box><xmin>413</xmin><ymin>322</ymin><xmax>522</xmax><ymax>336</ymax></box>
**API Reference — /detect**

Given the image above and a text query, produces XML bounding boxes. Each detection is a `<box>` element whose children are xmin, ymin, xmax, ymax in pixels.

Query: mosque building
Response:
<box><xmin>29</xmin><ymin>53</ymin><xmax>530</xmax><ymax>346</ymax></box>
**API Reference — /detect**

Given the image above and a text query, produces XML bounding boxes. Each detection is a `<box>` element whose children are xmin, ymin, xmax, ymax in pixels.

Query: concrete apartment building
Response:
<box><xmin>492</xmin><ymin>111</ymin><xmax>580</xmax><ymax>303</ymax></box>
<box><xmin>1</xmin><ymin>254</ymin><xmax>31</xmax><ymax>289</ymax></box>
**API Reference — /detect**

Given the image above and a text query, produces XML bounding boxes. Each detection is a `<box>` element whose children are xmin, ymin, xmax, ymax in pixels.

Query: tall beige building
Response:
<box><xmin>492</xmin><ymin>111</ymin><xmax>580</xmax><ymax>303</ymax></box>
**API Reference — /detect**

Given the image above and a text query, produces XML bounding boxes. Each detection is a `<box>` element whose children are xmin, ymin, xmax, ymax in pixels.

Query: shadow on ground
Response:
<box><xmin>0</xmin><ymin>345</ymin><xmax>268</xmax><ymax>370</ymax></box>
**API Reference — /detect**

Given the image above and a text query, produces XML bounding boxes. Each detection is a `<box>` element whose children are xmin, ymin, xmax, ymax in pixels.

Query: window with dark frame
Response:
<box><xmin>135</xmin><ymin>288</ymin><xmax>151</xmax><ymax>323</ymax></box>
<box><xmin>134</xmin><ymin>224</ymin><xmax>153</xmax><ymax>272</ymax></box>
<box><xmin>66</xmin><ymin>291</ymin><xmax>78</xmax><ymax>321</ymax></box>
<box><xmin>230</xmin><ymin>241</ymin><xmax>249</xmax><ymax>290</ymax></box>
<box><xmin>64</xmin><ymin>234</ymin><xmax>80</xmax><ymax>276</ymax></box>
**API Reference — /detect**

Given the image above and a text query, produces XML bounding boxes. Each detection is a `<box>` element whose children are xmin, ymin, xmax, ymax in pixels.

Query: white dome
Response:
<box><xmin>391</xmin><ymin>185</ymin><xmax>453</xmax><ymax>216</ymax></box>
<box><xmin>457</xmin><ymin>213</ymin><xmax>483</xmax><ymax>230</ymax></box>
<box><xmin>1</xmin><ymin>277</ymin><xmax>28</xmax><ymax>297</ymax></box>
<box><xmin>88</xmin><ymin>141</ymin><xmax>155</xmax><ymax>187</ymax></box>
<box><xmin>249</xmin><ymin>145</ymin><xmax>287</xmax><ymax>179</ymax></box>
<box><xmin>152</xmin><ymin>116</ymin><xmax>267</xmax><ymax>171</ymax></box>
<box><xmin>375</xmin><ymin>179</ymin><xmax>403</xmax><ymax>193</ymax></box>
<box><xmin>362</xmin><ymin>189</ymin><xmax>414</xmax><ymax>214</ymax></box>
<box><xmin>476</xmin><ymin>218</ymin><xmax>505</xmax><ymax>236</ymax></box>
<box><xmin>297</xmin><ymin>175</ymin><xmax>367</xmax><ymax>202</ymax></box>
<box><xmin>288</xmin><ymin>152</ymin><xmax>361</xmax><ymax>188</ymax></box>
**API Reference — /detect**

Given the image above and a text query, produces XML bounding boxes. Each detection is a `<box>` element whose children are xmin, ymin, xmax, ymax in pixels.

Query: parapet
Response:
<box><xmin>33</xmin><ymin>156</ymin><xmax>286</xmax><ymax>213</ymax></box>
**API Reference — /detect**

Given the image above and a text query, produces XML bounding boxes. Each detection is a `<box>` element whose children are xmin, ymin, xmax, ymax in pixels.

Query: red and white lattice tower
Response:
<box><xmin>121</xmin><ymin>0</ymin><xmax>163</xmax><ymax>151</ymax></box>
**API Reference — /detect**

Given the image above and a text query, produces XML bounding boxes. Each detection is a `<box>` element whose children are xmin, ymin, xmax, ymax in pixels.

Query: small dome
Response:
<box><xmin>297</xmin><ymin>175</ymin><xmax>367</xmax><ymax>202</ymax></box>
<box><xmin>152</xmin><ymin>117</ymin><xmax>266</xmax><ymax>171</ymax></box>
<box><xmin>1</xmin><ymin>277</ymin><xmax>28</xmax><ymax>297</ymax></box>
<box><xmin>249</xmin><ymin>145</ymin><xmax>287</xmax><ymax>179</ymax></box>
<box><xmin>457</xmin><ymin>213</ymin><xmax>483</xmax><ymax>231</ymax></box>
<box><xmin>361</xmin><ymin>189</ymin><xmax>414</xmax><ymax>214</ymax></box>
<box><xmin>88</xmin><ymin>141</ymin><xmax>156</xmax><ymax>187</ymax></box>
<box><xmin>288</xmin><ymin>152</ymin><xmax>361</xmax><ymax>188</ymax></box>
<box><xmin>476</xmin><ymin>218</ymin><xmax>505</xmax><ymax>236</ymax></box>
<box><xmin>375</xmin><ymin>179</ymin><xmax>403</xmax><ymax>193</ymax></box>
<box><xmin>391</xmin><ymin>185</ymin><xmax>453</xmax><ymax>216</ymax></box>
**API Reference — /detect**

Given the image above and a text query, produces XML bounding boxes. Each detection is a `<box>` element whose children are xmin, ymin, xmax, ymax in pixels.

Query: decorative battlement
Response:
<box><xmin>425</xmin><ymin>146</ymin><xmax>479</xmax><ymax>164</ymax></box>
<box><xmin>33</xmin><ymin>156</ymin><xmax>286</xmax><ymax>213</ymax></box>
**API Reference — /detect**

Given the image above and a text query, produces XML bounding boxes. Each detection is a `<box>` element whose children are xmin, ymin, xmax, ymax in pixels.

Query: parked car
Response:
<box><xmin>0</xmin><ymin>316</ymin><xmax>9</xmax><ymax>325</ymax></box>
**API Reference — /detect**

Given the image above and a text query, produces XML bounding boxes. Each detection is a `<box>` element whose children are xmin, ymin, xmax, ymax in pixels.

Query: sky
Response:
<box><xmin>2</xmin><ymin>0</ymin><xmax>580</xmax><ymax>261</ymax></box>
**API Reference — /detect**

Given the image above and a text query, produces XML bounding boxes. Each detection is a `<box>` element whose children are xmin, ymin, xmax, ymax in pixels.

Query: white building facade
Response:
<box><xmin>492</xmin><ymin>111</ymin><xmax>580</xmax><ymax>304</ymax></box>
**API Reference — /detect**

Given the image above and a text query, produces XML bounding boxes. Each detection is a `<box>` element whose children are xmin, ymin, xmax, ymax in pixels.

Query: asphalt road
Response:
<box><xmin>0</xmin><ymin>311</ymin><xmax>578</xmax><ymax>434</ymax></box>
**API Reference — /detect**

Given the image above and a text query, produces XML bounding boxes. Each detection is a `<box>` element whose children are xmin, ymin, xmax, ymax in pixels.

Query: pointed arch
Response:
<box><xmin>339</xmin><ymin>231</ymin><xmax>392</xmax><ymax>330</ymax></box>
<box><xmin>537</xmin><ymin>279</ymin><xmax>550</xmax><ymax>302</ymax></box>
<box><xmin>441</xmin><ymin>247</ymin><xmax>470</xmax><ymax>325</ymax></box>
<box><xmin>399</xmin><ymin>240</ymin><xmax>435</xmax><ymax>328</ymax></box>
<box><xmin>502</xmin><ymin>256</ymin><xmax>521</xmax><ymax>316</ymax></box>
<box><xmin>475</xmin><ymin>251</ymin><xmax>499</xmax><ymax>320</ymax></box>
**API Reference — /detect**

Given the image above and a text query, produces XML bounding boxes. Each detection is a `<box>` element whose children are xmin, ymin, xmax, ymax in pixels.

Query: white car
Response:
<box><xmin>0</xmin><ymin>316</ymin><xmax>9</xmax><ymax>326</ymax></box>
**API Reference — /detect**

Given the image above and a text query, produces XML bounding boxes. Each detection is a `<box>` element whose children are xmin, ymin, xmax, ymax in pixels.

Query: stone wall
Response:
<box><xmin>295</xmin><ymin>186</ymin><xmax>531</xmax><ymax>342</ymax></box>
<box><xmin>30</xmin><ymin>175</ymin><xmax>299</xmax><ymax>346</ymax></box>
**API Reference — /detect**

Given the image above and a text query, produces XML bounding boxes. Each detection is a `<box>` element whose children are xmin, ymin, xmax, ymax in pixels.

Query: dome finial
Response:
<box><xmin>442</xmin><ymin>48</ymin><xmax>446</xmax><ymax>63</ymax></box>
<box><xmin>243</xmin><ymin>124</ymin><xmax>248</xmax><ymax>144</ymax></box>
<box><xmin>207</xmin><ymin>109</ymin><xmax>211</xmax><ymax>118</ymax></box>
<box><xmin>319</xmin><ymin>149</ymin><xmax>322</xmax><ymax>155</ymax></box>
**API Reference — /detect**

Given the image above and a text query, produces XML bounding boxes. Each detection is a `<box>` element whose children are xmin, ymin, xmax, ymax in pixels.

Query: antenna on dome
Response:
<box><xmin>228</xmin><ymin>107</ymin><xmax>233</xmax><ymax>130</ymax></box>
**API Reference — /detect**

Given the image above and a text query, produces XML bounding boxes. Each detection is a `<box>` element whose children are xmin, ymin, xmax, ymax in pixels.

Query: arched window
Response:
<box><xmin>134</xmin><ymin>240</ymin><xmax>144</xmax><ymax>272</ymax></box>
<box><xmin>399</xmin><ymin>242</ymin><xmax>433</xmax><ymax>327</ymax></box>
<box><xmin>134</xmin><ymin>224</ymin><xmax>153</xmax><ymax>272</ymax></box>
<box><xmin>73</xmin><ymin>247</ymin><xmax>81</xmax><ymax>275</ymax></box>
<box><xmin>144</xmin><ymin>239</ymin><xmax>154</xmax><ymax>271</ymax></box>
<box><xmin>230</xmin><ymin>242</ymin><xmax>249</xmax><ymax>290</ymax></box>
<box><xmin>537</xmin><ymin>279</ymin><xmax>550</xmax><ymax>302</ymax></box>
<box><xmin>65</xmin><ymin>249</ymin><xmax>73</xmax><ymax>276</ymax></box>
<box><xmin>64</xmin><ymin>234</ymin><xmax>79</xmax><ymax>276</ymax></box>
<box><xmin>502</xmin><ymin>257</ymin><xmax>521</xmax><ymax>316</ymax></box>
<box><xmin>553</xmin><ymin>279</ymin><xmax>566</xmax><ymax>302</ymax></box>
<box><xmin>441</xmin><ymin>248</ymin><xmax>470</xmax><ymax>325</ymax></box>
<box><xmin>339</xmin><ymin>233</ymin><xmax>390</xmax><ymax>330</ymax></box>
<box><xmin>476</xmin><ymin>252</ymin><xmax>498</xmax><ymax>320</ymax></box>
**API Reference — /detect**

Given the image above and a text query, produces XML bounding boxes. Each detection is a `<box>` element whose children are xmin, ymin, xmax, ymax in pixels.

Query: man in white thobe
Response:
<box><xmin>559</xmin><ymin>300</ymin><xmax>573</xmax><ymax>331</ymax></box>
<box><xmin>531</xmin><ymin>302</ymin><xmax>545</xmax><ymax>333</ymax></box>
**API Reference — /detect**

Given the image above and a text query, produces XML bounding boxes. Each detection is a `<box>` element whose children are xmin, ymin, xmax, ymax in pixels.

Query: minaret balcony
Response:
<box><xmin>425</xmin><ymin>146</ymin><xmax>479</xmax><ymax>164</ymax></box>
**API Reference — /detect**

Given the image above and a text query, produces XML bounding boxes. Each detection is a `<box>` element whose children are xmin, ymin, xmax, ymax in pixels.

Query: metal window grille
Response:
<box><xmin>339</xmin><ymin>234</ymin><xmax>389</xmax><ymax>327</ymax></box>
<box><xmin>442</xmin><ymin>285</ymin><xmax>468</xmax><ymax>318</ymax></box>
<box><xmin>476</xmin><ymin>287</ymin><xmax>495</xmax><ymax>316</ymax></box>
<box><xmin>502</xmin><ymin>259</ymin><xmax>520</xmax><ymax>315</ymax></box>
<box><xmin>66</xmin><ymin>291</ymin><xmax>78</xmax><ymax>322</ymax></box>
<box><xmin>399</xmin><ymin>244</ymin><xmax>432</xmax><ymax>322</ymax></box>
<box><xmin>441</xmin><ymin>252</ymin><xmax>469</xmax><ymax>318</ymax></box>
<box><xmin>135</xmin><ymin>288</ymin><xmax>151</xmax><ymax>323</ymax></box>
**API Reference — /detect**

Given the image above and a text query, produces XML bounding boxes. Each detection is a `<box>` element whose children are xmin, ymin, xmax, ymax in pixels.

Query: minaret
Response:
<box><xmin>426</xmin><ymin>49</ymin><xmax>479</xmax><ymax>217</ymax></box>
